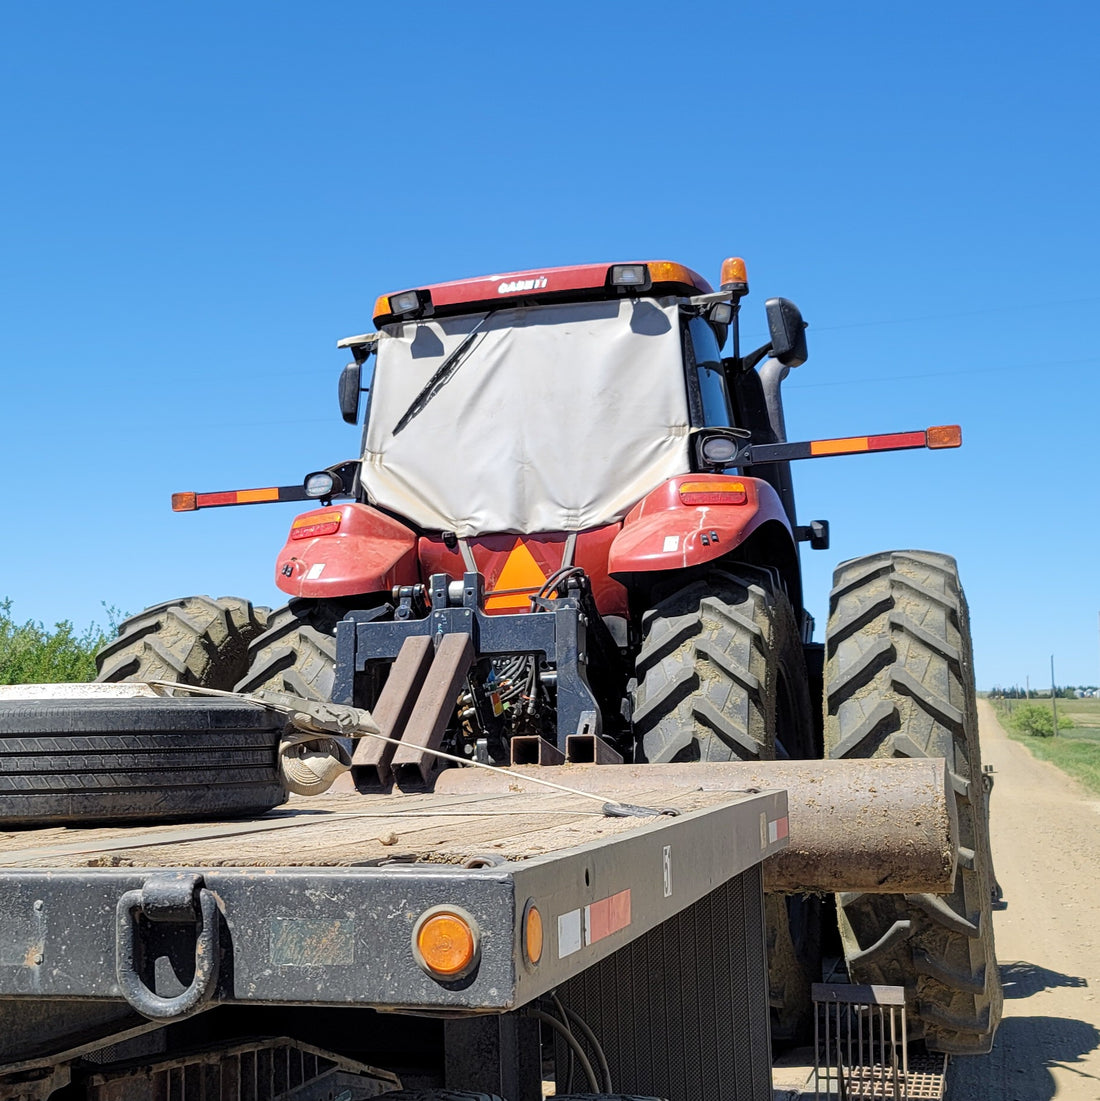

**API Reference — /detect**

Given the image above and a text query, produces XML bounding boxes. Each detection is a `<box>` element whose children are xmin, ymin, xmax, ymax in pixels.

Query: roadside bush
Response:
<box><xmin>1008</xmin><ymin>702</ymin><xmax>1073</xmax><ymax>738</ymax></box>
<box><xmin>0</xmin><ymin>599</ymin><xmax>115</xmax><ymax>684</ymax></box>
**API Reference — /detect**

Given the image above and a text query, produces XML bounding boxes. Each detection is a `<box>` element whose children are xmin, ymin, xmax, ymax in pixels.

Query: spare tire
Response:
<box><xmin>0</xmin><ymin>696</ymin><xmax>287</xmax><ymax>826</ymax></box>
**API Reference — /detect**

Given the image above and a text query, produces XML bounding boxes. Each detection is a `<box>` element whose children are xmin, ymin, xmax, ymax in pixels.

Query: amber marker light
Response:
<box><xmin>523</xmin><ymin>901</ymin><xmax>543</xmax><ymax>967</ymax></box>
<box><xmin>290</xmin><ymin>511</ymin><xmax>342</xmax><ymax>540</ymax></box>
<box><xmin>172</xmin><ymin>492</ymin><xmax>197</xmax><ymax>512</ymax></box>
<box><xmin>926</xmin><ymin>424</ymin><xmax>962</xmax><ymax>449</ymax></box>
<box><xmin>679</xmin><ymin>481</ymin><xmax>748</xmax><ymax>506</ymax></box>
<box><xmin>412</xmin><ymin>906</ymin><xmax>480</xmax><ymax>980</ymax></box>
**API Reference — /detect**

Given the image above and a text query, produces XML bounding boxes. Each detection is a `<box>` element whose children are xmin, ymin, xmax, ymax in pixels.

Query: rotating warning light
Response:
<box><xmin>413</xmin><ymin>906</ymin><xmax>480</xmax><ymax>980</ymax></box>
<box><xmin>720</xmin><ymin>257</ymin><xmax>749</xmax><ymax>295</ymax></box>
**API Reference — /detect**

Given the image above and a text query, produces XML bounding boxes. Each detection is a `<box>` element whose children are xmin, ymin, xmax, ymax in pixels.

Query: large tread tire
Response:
<box><xmin>633</xmin><ymin>568</ymin><xmax>812</xmax><ymax>763</ymax></box>
<box><xmin>632</xmin><ymin>567</ymin><xmax>820</xmax><ymax>1043</ymax></box>
<box><xmin>234</xmin><ymin>599</ymin><xmax>341</xmax><ymax>702</ymax></box>
<box><xmin>825</xmin><ymin>549</ymin><xmax>1002</xmax><ymax>1055</ymax></box>
<box><xmin>95</xmin><ymin>596</ymin><xmax>268</xmax><ymax>690</ymax></box>
<box><xmin>0</xmin><ymin>696</ymin><xmax>286</xmax><ymax>825</ymax></box>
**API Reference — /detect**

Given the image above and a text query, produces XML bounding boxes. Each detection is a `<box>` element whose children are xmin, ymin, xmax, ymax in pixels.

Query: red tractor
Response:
<box><xmin>98</xmin><ymin>256</ymin><xmax>1001</xmax><ymax>1054</ymax></box>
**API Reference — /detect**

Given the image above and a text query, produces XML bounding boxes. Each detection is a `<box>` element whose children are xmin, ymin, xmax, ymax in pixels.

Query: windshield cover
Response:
<box><xmin>361</xmin><ymin>298</ymin><xmax>691</xmax><ymax>536</ymax></box>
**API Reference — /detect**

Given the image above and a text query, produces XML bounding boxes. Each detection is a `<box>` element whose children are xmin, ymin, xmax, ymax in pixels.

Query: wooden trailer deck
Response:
<box><xmin>0</xmin><ymin>787</ymin><xmax>742</xmax><ymax>870</ymax></box>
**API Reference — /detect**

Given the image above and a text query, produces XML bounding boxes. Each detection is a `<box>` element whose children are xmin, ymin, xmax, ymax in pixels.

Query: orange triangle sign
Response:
<box><xmin>485</xmin><ymin>539</ymin><xmax>549</xmax><ymax>611</ymax></box>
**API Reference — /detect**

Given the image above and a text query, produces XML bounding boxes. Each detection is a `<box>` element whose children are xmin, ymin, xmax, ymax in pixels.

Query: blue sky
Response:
<box><xmin>1</xmin><ymin>2</ymin><xmax>1098</xmax><ymax>689</ymax></box>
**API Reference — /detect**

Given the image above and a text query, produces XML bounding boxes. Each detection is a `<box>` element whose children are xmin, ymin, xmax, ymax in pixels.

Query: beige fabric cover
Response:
<box><xmin>360</xmin><ymin>299</ymin><xmax>690</xmax><ymax>536</ymax></box>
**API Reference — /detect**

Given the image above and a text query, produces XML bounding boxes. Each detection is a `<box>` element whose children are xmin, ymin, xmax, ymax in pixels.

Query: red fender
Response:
<box><xmin>275</xmin><ymin>503</ymin><xmax>418</xmax><ymax>599</ymax></box>
<box><xmin>608</xmin><ymin>475</ymin><xmax>792</xmax><ymax>574</ymax></box>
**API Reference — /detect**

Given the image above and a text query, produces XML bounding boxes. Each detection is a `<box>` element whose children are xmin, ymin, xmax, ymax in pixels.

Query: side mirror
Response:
<box><xmin>765</xmin><ymin>298</ymin><xmax>808</xmax><ymax>368</ymax></box>
<box><xmin>338</xmin><ymin>363</ymin><xmax>362</xmax><ymax>425</ymax></box>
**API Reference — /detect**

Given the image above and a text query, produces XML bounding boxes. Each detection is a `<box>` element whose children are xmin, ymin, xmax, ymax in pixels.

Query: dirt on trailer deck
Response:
<box><xmin>945</xmin><ymin>700</ymin><xmax>1100</xmax><ymax>1099</ymax></box>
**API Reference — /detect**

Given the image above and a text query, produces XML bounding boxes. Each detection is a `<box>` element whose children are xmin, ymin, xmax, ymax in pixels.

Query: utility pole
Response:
<box><xmin>1051</xmin><ymin>654</ymin><xmax>1059</xmax><ymax>737</ymax></box>
<box><xmin>1025</xmin><ymin>675</ymin><xmax>1029</xmax><ymax>700</ymax></box>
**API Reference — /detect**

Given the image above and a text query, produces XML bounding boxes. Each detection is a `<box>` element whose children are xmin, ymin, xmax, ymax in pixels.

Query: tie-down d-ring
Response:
<box><xmin>115</xmin><ymin>874</ymin><xmax>220</xmax><ymax>1019</ymax></box>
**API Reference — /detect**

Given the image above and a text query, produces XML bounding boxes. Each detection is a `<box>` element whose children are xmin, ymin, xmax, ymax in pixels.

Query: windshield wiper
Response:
<box><xmin>392</xmin><ymin>313</ymin><xmax>493</xmax><ymax>436</ymax></box>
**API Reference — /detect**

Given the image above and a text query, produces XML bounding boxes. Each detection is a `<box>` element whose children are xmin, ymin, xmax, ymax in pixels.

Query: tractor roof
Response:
<box><xmin>372</xmin><ymin>261</ymin><xmax>713</xmax><ymax>327</ymax></box>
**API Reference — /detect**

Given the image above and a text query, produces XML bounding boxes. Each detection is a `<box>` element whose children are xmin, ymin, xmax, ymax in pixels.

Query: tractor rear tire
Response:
<box><xmin>824</xmin><ymin>550</ymin><xmax>1002</xmax><ymax>1055</ymax></box>
<box><xmin>234</xmin><ymin>599</ymin><xmax>341</xmax><ymax>702</ymax></box>
<box><xmin>0</xmin><ymin>696</ymin><xmax>286</xmax><ymax>825</ymax></box>
<box><xmin>632</xmin><ymin>567</ymin><xmax>820</xmax><ymax>1043</ymax></box>
<box><xmin>95</xmin><ymin>596</ymin><xmax>268</xmax><ymax>690</ymax></box>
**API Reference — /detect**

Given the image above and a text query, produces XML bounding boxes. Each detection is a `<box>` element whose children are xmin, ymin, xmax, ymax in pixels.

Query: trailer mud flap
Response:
<box><xmin>115</xmin><ymin>873</ymin><xmax>220</xmax><ymax>1020</ymax></box>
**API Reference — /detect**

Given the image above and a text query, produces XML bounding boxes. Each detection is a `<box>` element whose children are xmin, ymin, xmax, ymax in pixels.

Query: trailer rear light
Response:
<box><xmin>413</xmin><ymin>906</ymin><xmax>480</xmax><ymax>979</ymax></box>
<box><xmin>609</xmin><ymin>264</ymin><xmax>651</xmax><ymax>290</ymax></box>
<box><xmin>290</xmin><ymin>511</ymin><xmax>342</xmax><ymax>540</ymax></box>
<box><xmin>926</xmin><ymin>424</ymin><xmax>962</xmax><ymax>449</ymax></box>
<box><xmin>523</xmin><ymin>901</ymin><xmax>543</xmax><ymax>967</ymax></box>
<box><xmin>172</xmin><ymin>492</ymin><xmax>197</xmax><ymax>512</ymax></box>
<box><xmin>719</xmin><ymin>256</ymin><xmax>749</xmax><ymax>295</ymax></box>
<box><xmin>679</xmin><ymin>481</ymin><xmax>748</xmax><ymax>506</ymax></box>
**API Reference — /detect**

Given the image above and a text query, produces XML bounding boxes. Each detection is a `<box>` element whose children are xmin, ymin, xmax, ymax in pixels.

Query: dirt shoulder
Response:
<box><xmin>946</xmin><ymin>700</ymin><xmax>1100</xmax><ymax>1099</ymax></box>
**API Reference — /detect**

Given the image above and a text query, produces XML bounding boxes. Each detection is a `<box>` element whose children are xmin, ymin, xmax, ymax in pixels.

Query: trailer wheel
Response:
<box><xmin>234</xmin><ymin>598</ymin><xmax>342</xmax><ymax>702</ymax></box>
<box><xmin>0</xmin><ymin>696</ymin><xmax>286</xmax><ymax>825</ymax></box>
<box><xmin>95</xmin><ymin>596</ymin><xmax>268</xmax><ymax>689</ymax></box>
<box><xmin>825</xmin><ymin>550</ymin><xmax>1002</xmax><ymax>1055</ymax></box>
<box><xmin>632</xmin><ymin>567</ymin><xmax>820</xmax><ymax>1043</ymax></box>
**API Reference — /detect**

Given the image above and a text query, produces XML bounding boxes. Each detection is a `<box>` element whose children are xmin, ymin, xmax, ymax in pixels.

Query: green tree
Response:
<box><xmin>1009</xmin><ymin>702</ymin><xmax>1073</xmax><ymax>738</ymax></box>
<box><xmin>0</xmin><ymin>599</ymin><xmax>116</xmax><ymax>684</ymax></box>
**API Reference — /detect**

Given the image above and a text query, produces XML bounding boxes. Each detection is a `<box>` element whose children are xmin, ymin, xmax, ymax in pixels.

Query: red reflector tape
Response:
<box><xmin>867</xmin><ymin>431</ymin><xmax>927</xmax><ymax>451</ymax></box>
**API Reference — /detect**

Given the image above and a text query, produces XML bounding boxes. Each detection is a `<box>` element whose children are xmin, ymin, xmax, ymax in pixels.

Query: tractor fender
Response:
<box><xmin>275</xmin><ymin>503</ymin><xmax>418</xmax><ymax>599</ymax></box>
<box><xmin>608</xmin><ymin>474</ymin><xmax>792</xmax><ymax>574</ymax></box>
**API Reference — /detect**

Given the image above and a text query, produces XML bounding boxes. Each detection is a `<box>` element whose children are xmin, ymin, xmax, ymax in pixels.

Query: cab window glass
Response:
<box><xmin>687</xmin><ymin>316</ymin><xmax>732</xmax><ymax>426</ymax></box>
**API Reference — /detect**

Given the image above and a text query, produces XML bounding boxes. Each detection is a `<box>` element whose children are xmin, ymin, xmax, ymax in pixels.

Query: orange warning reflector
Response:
<box><xmin>485</xmin><ymin>540</ymin><xmax>549</xmax><ymax>611</ymax></box>
<box><xmin>679</xmin><ymin>480</ymin><xmax>748</xmax><ymax>506</ymax></box>
<box><xmin>413</xmin><ymin>907</ymin><xmax>479</xmax><ymax>979</ymax></box>
<box><xmin>524</xmin><ymin>902</ymin><xmax>543</xmax><ymax>966</ymax></box>
<box><xmin>926</xmin><ymin>424</ymin><xmax>962</xmax><ymax>449</ymax></box>
<box><xmin>172</xmin><ymin>492</ymin><xmax>197</xmax><ymax>512</ymax></box>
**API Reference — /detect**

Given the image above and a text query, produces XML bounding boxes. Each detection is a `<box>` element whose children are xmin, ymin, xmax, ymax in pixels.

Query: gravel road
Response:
<box><xmin>946</xmin><ymin>700</ymin><xmax>1100</xmax><ymax>1099</ymax></box>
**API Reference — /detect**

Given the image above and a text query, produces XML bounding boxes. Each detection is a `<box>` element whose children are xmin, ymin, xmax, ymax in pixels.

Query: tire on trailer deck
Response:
<box><xmin>632</xmin><ymin>567</ymin><xmax>821</xmax><ymax>1044</ymax></box>
<box><xmin>0</xmin><ymin>696</ymin><xmax>287</xmax><ymax>825</ymax></box>
<box><xmin>824</xmin><ymin>549</ymin><xmax>1002</xmax><ymax>1055</ymax></box>
<box><xmin>95</xmin><ymin>595</ymin><xmax>268</xmax><ymax>690</ymax></box>
<box><xmin>233</xmin><ymin>599</ymin><xmax>342</xmax><ymax>702</ymax></box>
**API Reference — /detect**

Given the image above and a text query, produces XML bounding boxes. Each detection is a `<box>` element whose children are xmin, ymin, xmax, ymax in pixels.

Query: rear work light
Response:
<box><xmin>375</xmin><ymin>288</ymin><xmax>433</xmax><ymax>322</ymax></box>
<box><xmin>679</xmin><ymin>481</ymin><xmax>748</xmax><ymax>506</ymax></box>
<box><xmin>609</xmin><ymin>264</ymin><xmax>651</xmax><ymax>290</ymax></box>
<box><xmin>290</xmin><ymin>511</ymin><xmax>342</xmax><ymax>540</ymax></box>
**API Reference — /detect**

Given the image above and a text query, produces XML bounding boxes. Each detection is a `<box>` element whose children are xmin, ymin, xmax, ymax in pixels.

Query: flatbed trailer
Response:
<box><xmin>0</xmin><ymin>782</ymin><xmax>790</xmax><ymax>1101</ymax></box>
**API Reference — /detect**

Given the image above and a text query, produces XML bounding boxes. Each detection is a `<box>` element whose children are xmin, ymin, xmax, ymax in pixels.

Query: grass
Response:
<box><xmin>990</xmin><ymin>697</ymin><xmax>1100</xmax><ymax>796</ymax></box>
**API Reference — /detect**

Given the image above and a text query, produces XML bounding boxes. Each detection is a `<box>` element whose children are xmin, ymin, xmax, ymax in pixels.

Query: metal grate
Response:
<box><xmin>812</xmin><ymin>984</ymin><xmax>946</xmax><ymax>1100</ymax></box>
